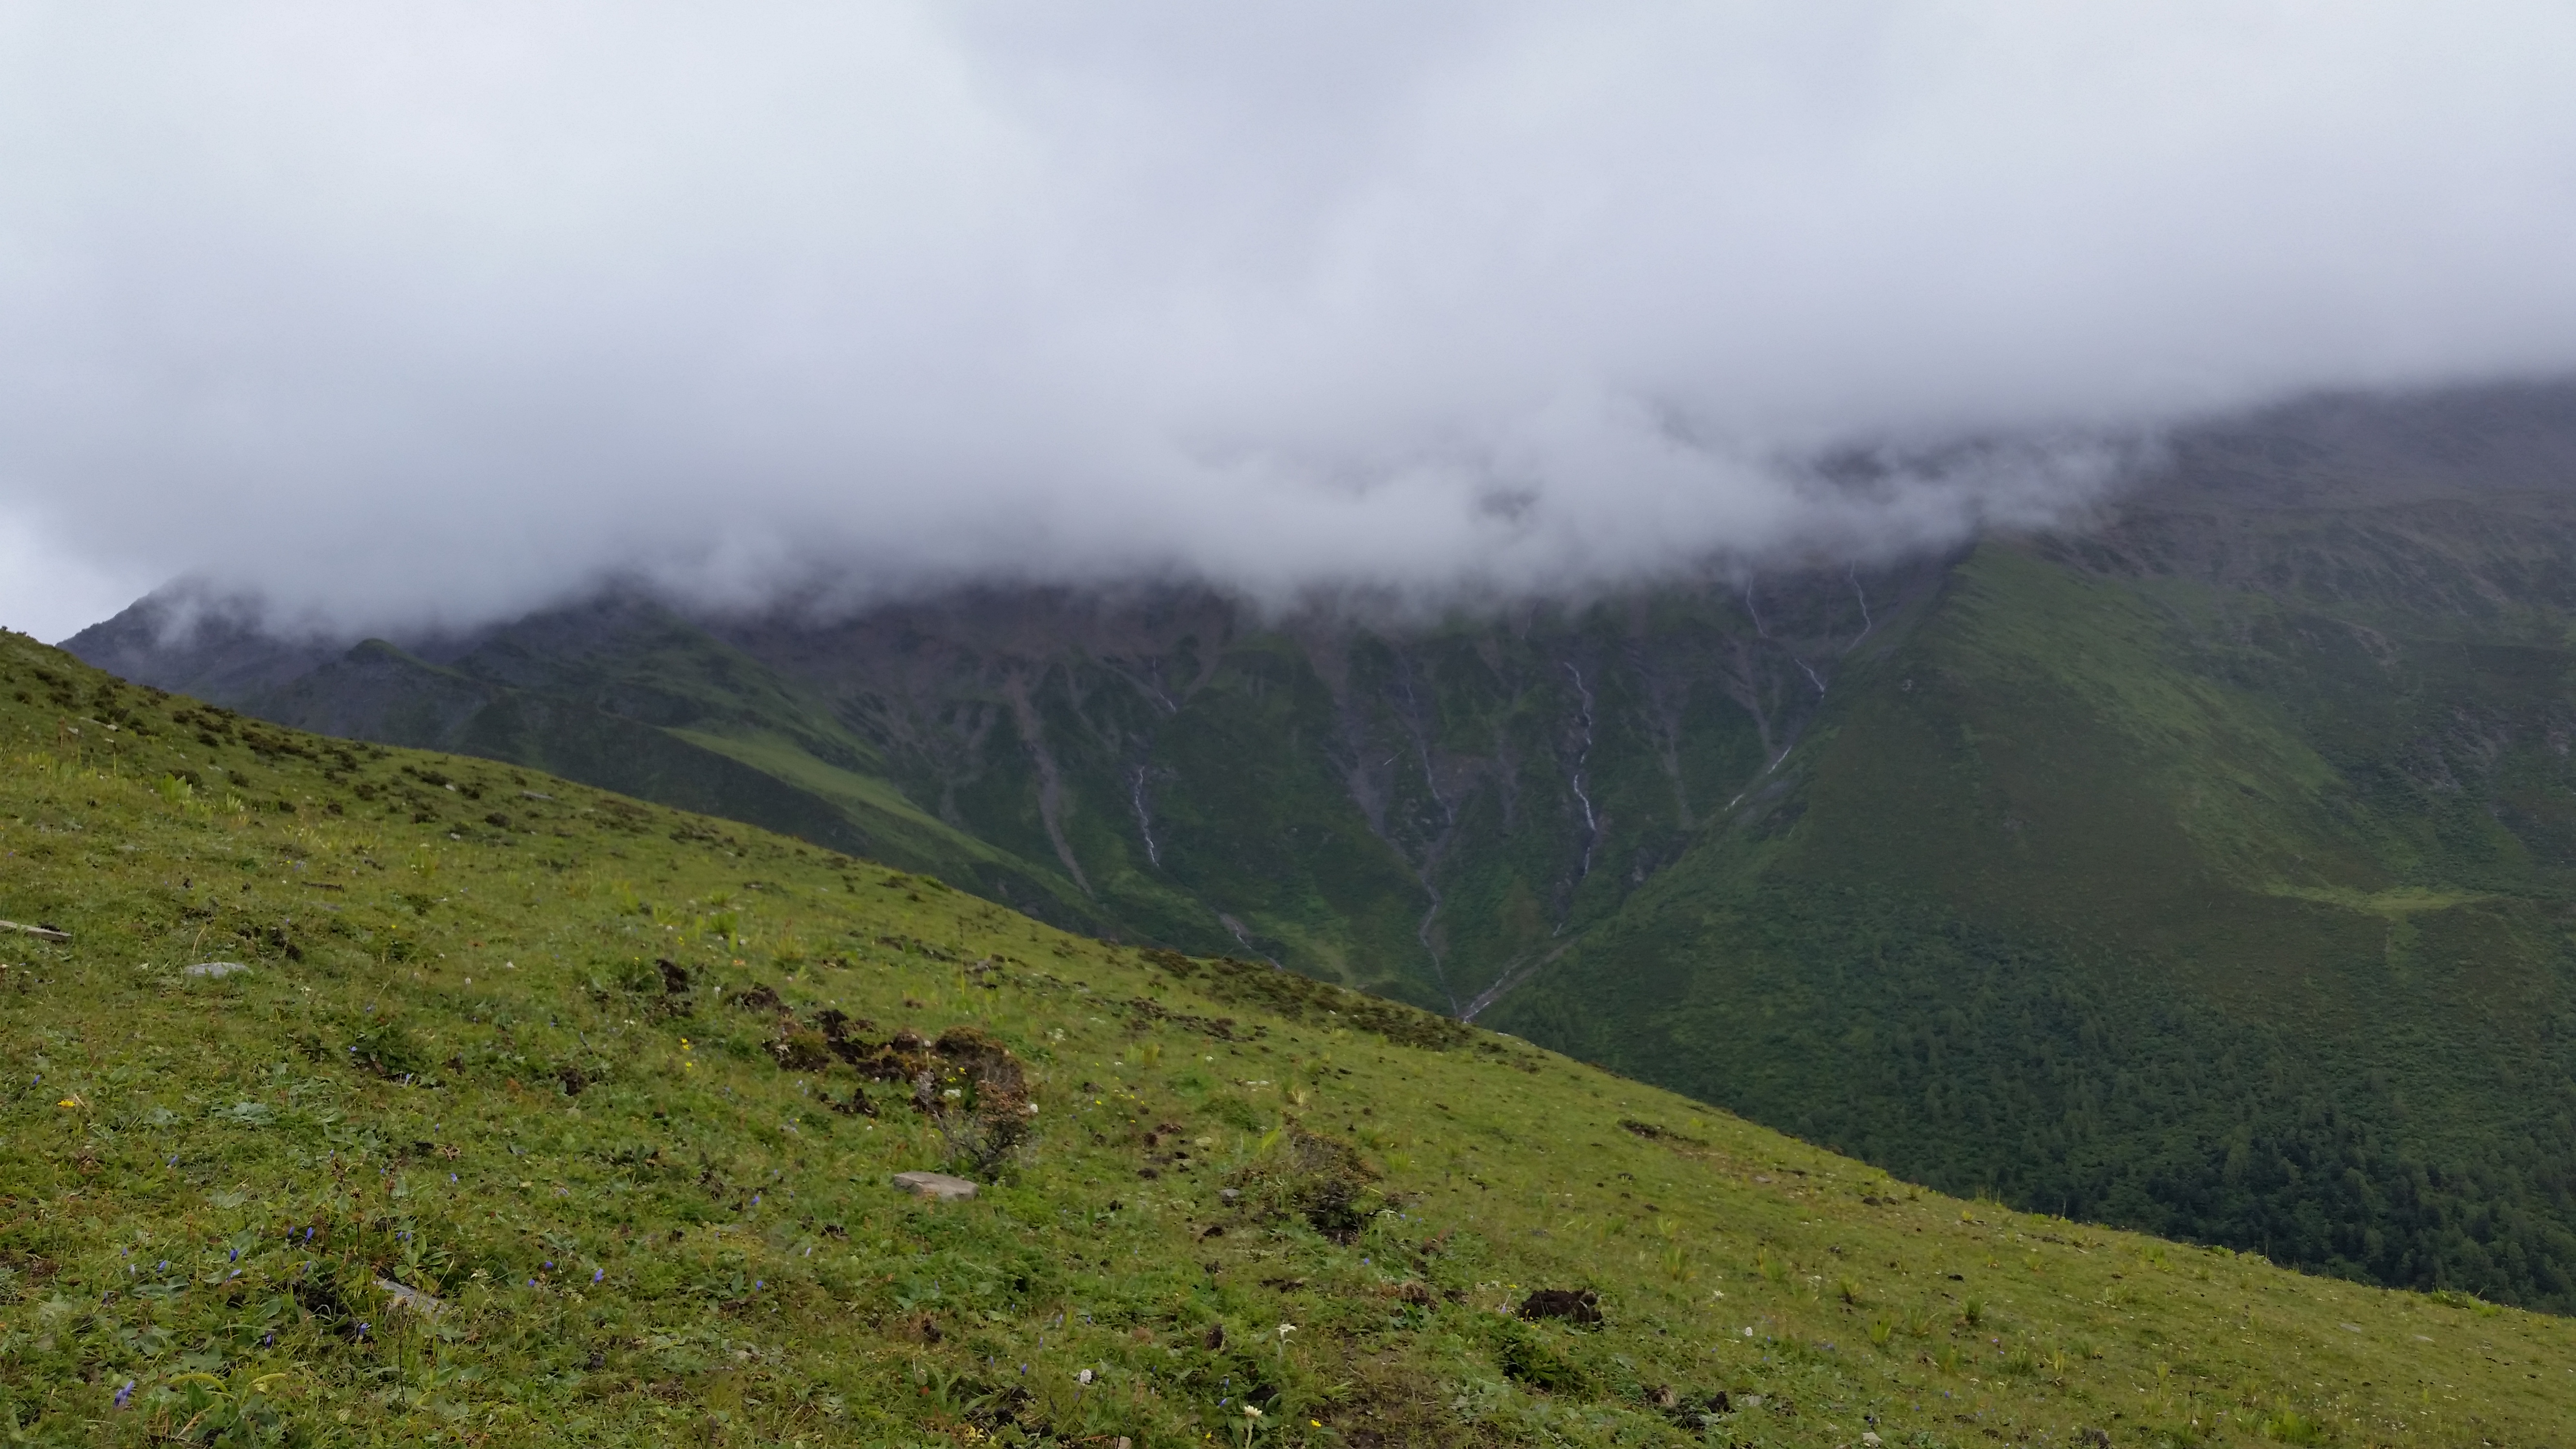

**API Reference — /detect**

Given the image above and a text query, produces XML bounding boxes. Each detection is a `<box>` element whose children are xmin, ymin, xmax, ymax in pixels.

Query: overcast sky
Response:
<box><xmin>4</xmin><ymin>1</ymin><xmax>2575</xmax><ymax>641</ymax></box>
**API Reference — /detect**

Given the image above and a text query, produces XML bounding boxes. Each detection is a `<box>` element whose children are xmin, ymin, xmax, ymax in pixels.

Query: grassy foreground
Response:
<box><xmin>5</xmin><ymin>630</ymin><xmax>2576</xmax><ymax>1448</ymax></box>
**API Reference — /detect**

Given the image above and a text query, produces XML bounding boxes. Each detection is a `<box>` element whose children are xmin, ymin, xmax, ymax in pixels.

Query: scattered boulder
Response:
<box><xmin>892</xmin><ymin>1170</ymin><xmax>978</xmax><ymax>1202</ymax></box>
<box><xmin>184</xmin><ymin>961</ymin><xmax>249</xmax><ymax>979</ymax></box>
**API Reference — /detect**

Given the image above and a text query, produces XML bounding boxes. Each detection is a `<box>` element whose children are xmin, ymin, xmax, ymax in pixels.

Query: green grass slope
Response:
<box><xmin>9</xmin><ymin>636</ymin><xmax>2576</xmax><ymax>1447</ymax></box>
<box><xmin>235</xmin><ymin>607</ymin><xmax>1109</xmax><ymax>937</ymax></box>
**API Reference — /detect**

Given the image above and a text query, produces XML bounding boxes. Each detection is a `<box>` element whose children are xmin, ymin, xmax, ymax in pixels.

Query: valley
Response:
<box><xmin>64</xmin><ymin>382</ymin><xmax>2576</xmax><ymax>1313</ymax></box>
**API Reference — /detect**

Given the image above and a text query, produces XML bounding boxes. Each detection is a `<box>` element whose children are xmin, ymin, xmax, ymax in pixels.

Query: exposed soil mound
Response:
<box><xmin>1142</xmin><ymin>950</ymin><xmax>1474</xmax><ymax>1051</ymax></box>
<box><xmin>1518</xmin><ymin>1288</ymin><xmax>1602</xmax><ymax>1325</ymax></box>
<box><xmin>1224</xmin><ymin>1128</ymin><xmax>1382</xmax><ymax>1243</ymax></box>
<box><xmin>761</xmin><ymin>1011</ymin><xmax>1038</xmax><ymax>1177</ymax></box>
<box><xmin>729</xmin><ymin>982</ymin><xmax>785</xmax><ymax>1012</ymax></box>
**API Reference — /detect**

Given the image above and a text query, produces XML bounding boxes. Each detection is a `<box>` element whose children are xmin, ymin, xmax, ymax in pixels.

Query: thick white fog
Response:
<box><xmin>4</xmin><ymin>1</ymin><xmax>2575</xmax><ymax>639</ymax></box>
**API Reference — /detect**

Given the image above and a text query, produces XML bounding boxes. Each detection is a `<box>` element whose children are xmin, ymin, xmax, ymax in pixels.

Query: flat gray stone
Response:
<box><xmin>184</xmin><ymin>961</ymin><xmax>250</xmax><ymax>979</ymax></box>
<box><xmin>893</xmin><ymin>1171</ymin><xmax>978</xmax><ymax>1202</ymax></box>
<box><xmin>374</xmin><ymin>1277</ymin><xmax>445</xmax><ymax>1319</ymax></box>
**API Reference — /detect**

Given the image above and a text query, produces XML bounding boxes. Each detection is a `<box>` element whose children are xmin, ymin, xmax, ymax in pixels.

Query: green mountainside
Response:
<box><xmin>9</xmin><ymin>633</ymin><xmax>2576</xmax><ymax>1446</ymax></box>
<box><xmin>72</xmin><ymin>601</ymin><xmax>1107</xmax><ymax>939</ymax></box>
<box><xmin>60</xmin><ymin>382</ymin><xmax>2576</xmax><ymax>1314</ymax></box>
<box><xmin>1490</xmin><ymin>386</ymin><xmax>2576</xmax><ymax>1310</ymax></box>
<box><xmin>75</xmin><ymin>568</ymin><xmax>1920</xmax><ymax>1015</ymax></box>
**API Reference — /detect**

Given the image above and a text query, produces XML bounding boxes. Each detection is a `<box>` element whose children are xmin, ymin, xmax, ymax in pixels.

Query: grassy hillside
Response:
<box><xmin>9</xmin><ymin>636</ymin><xmax>2576</xmax><ymax>1446</ymax></box>
<box><xmin>68</xmin><ymin>597</ymin><xmax>1110</xmax><ymax>940</ymax></box>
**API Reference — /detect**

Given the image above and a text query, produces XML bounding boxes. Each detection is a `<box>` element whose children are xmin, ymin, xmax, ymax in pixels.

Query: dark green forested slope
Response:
<box><xmin>1488</xmin><ymin>499</ymin><xmax>2576</xmax><ymax>1308</ymax></box>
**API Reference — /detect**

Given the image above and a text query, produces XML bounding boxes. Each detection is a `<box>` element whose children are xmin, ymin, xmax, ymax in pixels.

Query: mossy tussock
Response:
<box><xmin>6</xmin><ymin>631</ymin><xmax>2576</xmax><ymax>1446</ymax></box>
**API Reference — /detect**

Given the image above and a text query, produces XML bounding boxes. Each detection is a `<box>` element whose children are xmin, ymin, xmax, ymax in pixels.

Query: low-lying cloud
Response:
<box><xmin>4</xmin><ymin>1</ymin><xmax>2575</xmax><ymax>639</ymax></box>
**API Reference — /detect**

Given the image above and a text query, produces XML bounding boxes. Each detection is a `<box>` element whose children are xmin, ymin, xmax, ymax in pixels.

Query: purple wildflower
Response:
<box><xmin>593</xmin><ymin>1269</ymin><xmax>603</xmax><ymax>1283</ymax></box>
<box><xmin>113</xmin><ymin>1381</ymin><xmax>134</xmax><ymax>1409</ymax></box>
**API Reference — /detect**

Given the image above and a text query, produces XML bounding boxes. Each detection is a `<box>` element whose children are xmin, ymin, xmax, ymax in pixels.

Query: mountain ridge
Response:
<box><xmin>63</xmin><ymin>378</ymin><xmax>2576</xmax><ymax>1309</ymax></box>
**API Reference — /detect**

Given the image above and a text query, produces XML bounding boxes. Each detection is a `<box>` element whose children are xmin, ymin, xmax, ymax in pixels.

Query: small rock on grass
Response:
<box><xmin>375</xmin><ymin>1278</ymin><xmax>445</xmax><ymax>1318</ymax></box>
<box><xmin>893</xmin><ymin>1171</ymin><xmax>978</xmax><ymax>1202</ymax></box>
<box><xmin>184</xmin><ymin>961</ymin><xmax>249</xmax><ymax>979</ymax></box>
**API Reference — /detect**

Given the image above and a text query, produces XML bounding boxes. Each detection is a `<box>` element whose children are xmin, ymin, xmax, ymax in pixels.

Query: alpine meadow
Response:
<box><xmin>9</xmin><ymin>627</ymin><xmax>2576</xmax><ymax>1447</ymax></box>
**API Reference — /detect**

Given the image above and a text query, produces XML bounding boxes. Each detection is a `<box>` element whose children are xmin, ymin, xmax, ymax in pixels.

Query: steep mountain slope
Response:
<box><xmin>9</xmin><ymin>633</ymin><xmax>2576</xmax><ymax>1446</ymax></box>
<box><xmin>1490</xmin><ymin>384</ymin><xmax>2576</xmax><ymax>1308</ymax></box>
<box><xmin>707</xmin><ymin>569</ymin><xmax>1939</xmax><ymax>1013</ymax></box>
<box><xmin>75</xmin><ymin>565</ymin><xmax>1933</xmax><ymax>1013</ymax></box>
<box><xmin>70</xmin><ymin>596</ymin><xmax>1109</xmax><ymax>938</ymax></box>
